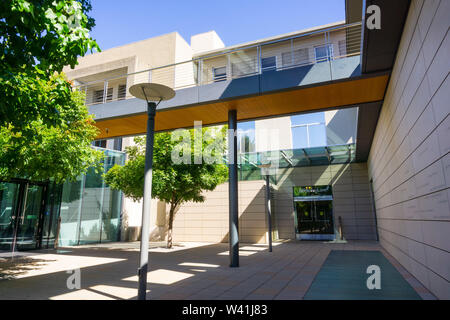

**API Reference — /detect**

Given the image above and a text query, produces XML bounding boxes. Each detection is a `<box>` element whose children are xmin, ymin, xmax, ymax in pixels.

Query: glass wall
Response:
<box><xmin>40</xmin><ymin>182</ymin><xmax>63</xmax><ymax>249</ymax></box>
<box><xmin>0</xmin><ymin>182</ymin><xmax>20</xmax><ymax>250</ymax></box>
<box><xmin>0</xmin><ymin>180</ymin><xmax>62</xmax><ymax>251</ymax></box>
<box><xmin>58</xmin><ymin>148</ymin><xmax>125</xmax><ymax>246</ymax></box>
<box><xmin>0</xmin><ymin>149</ymin><xmax>125</xmax><ymax>251</ymax></box>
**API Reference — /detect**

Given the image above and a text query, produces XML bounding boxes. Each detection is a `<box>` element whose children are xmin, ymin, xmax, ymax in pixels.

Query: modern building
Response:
<box><xmin>0</xmin><ymin>0</ymin><xmax>448</xmax><ymax>299</ymax></box>
<box><xmin>63</xmin><ymin>18</ymin><xmax>366</xmax><ymax>244</ymax></box>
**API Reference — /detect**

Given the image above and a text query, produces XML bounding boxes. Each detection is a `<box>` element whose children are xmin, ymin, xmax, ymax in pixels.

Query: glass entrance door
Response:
<box><xmin>1</xmin><ymin>180</ymin><xmax>62</xmax><ymax>251</ymax></box>
<box><xmin>0</xmin><ymin>182</ymin><xmax>20</xmax><ymax>250</ymax></box>
<box><xmin>294</xmin><ymin>197</ymin><xmax>334</xmax><ymax>240</ymax></box>
<box><xmin>312</xmin><ymin>200</ymin><xmax>334</xmax><ymax>235</ymax></box>
<box><xmin>15</xmin><ymin>184</ymin><xmax>45</xmax><ymax>250</ymax></box>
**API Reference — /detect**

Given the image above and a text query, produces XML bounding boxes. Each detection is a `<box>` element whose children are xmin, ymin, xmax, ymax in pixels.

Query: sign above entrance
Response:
<box><xmin>293</xmin><ymin>185</ymin><xmax>332</xmax><ymax>197</ymax></box>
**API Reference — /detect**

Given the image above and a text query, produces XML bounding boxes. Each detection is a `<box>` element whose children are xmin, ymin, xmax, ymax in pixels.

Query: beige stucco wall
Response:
<box><xmin>64</xmin><ymin>32</ymin><xmax>184</xmax><ymax>103</ymax></box>
<box><xmin>170</xmin><ymin>163</ymin><xmax>376</xmax><ymax>244</ymax></box>
<box><xmin>174</xmin><ymin>33</ymin><xmax>196</xmax><ymax>89</ymax></box>
<box><xmin>64</xmin><ymin>32</ymin><xmax>180</xmax><ymax>77</ymax></box>
<box><xmin>255</xmin><ymin>117</ymin><xmax>291</xmax><ymax>152</ymax></box>
<box><xmin>191</xmin><ymin>31</ymin><xmax>225</xmax><ymax>55</ymax></box>
<box><xmin>172</xmin><ymin>180</ymin><xmax>267</xmax><ymax>244</ymax></box>
<box><xmin>367</xmin><ymin>0</ymin><xmax>449</xmax><ymax>299</ymax></box>
<box><xmin>325</xmin><ymin>108</ymin><xmax>358</xmax><ymax>145</ymax></box>
<box><xmin>254</xmin><ymin>108</ymin><xmax>357</xmax><ymax>152</ymax></box>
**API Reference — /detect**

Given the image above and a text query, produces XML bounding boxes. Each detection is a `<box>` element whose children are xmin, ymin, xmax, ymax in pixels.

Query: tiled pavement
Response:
<box><xmin>0</xmin><ymin>241</ymin><xmax>436</xmax><ymax>300</ymax></box>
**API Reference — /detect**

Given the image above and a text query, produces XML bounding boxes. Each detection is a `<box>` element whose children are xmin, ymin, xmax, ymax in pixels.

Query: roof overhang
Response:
<box><xmin>361</xmin><ymin>0</ymin><xmax>411</xmax><ymax>73</ymax></box>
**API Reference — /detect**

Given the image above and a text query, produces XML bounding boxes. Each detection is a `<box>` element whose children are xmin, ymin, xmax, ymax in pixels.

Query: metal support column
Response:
<box><xmin>265</xmin><ymin>175</ymin><xmax>272</xmax><ymax>252</ymax></box>
<box><xmin>138</xmin><ymin>101</ymin><xmax>157</xmax><ymax>300</ymax></box>
<box><xmin>228</xmin><ymin>110</ymin><xmax>239</xmax><ymax>267</ymax></box>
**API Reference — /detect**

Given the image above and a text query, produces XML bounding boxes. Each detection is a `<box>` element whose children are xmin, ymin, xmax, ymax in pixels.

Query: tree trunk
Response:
<box><xmin>167</xmin><ymin>205</ymin><xmax>175</xmax><ymax>249</ymax></box>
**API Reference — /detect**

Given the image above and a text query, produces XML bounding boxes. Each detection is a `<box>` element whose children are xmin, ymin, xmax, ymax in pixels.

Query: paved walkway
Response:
<box><xmin>0</xmin><ymin>241</ymin><xmax>436</xmax><ymax>300</ymax></box>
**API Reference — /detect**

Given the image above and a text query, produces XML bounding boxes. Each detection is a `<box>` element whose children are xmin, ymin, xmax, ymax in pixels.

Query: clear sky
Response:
<box><xmin>88</xmin><ymin>0</ymin><xmax>345</xmax><ymax>51</ymax></box>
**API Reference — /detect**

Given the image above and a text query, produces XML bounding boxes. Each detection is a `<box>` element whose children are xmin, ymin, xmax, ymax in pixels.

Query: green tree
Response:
<box><xmin>0</xmin><ymin>73</ymin><xmax>103</xmax><ymax>183</ymax></box>
<box><xmin>0</xmin><ymin>0</ymin><xmax>103</xmax><ymax>182</ymax></box>
<box><xmin>105</xmin><ymin>128</ymin><xmax>228</xmax><ymax>248</ymax></box>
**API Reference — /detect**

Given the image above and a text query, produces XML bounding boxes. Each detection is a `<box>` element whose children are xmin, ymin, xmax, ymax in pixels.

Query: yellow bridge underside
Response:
<box><xmin>95</xmin><ymin>75</ymin><xmax>388</xmax><ymax>139</ymax></box>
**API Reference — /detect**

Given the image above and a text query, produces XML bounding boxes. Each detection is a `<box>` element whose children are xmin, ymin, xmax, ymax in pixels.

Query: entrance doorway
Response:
<box><xmin>0</xmin><ymin>180</ymin><xmax>61</xmax><ymax>251</ymax></box>
<box><xmin>13</xmin><ymin>184</ymin><xmax>45</xmax><ymax>250</ymax></box>
<box><xmin>293</xmin><ymin>186</ymin><xmax>334</xmax><ymax>240</ymax></box>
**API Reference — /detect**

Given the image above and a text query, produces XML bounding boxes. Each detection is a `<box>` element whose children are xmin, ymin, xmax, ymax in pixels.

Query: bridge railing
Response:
<box><xmin>73</xmin><ymin>22</ymin><xmax>362</xmax><ymax>107</ymax></box>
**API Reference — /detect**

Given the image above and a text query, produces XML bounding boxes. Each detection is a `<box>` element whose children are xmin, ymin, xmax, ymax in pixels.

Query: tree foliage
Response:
<box><xmin>0</xmin><ymin>0</ymin><xmax>103</xmax><ymax>182</ymax></box>
<box><xmin>105</xmin><ymin>128</ymin><xmax>229</xmax><ymax>248</ymax></box>
<box><xmin>1</xmin><ymin>0</ymin><xmax>98</xmax><ymax>74</ymax></box>
<box><xmin>0</xmin><ymin>73</ymin><xmax>103</xmax><ymax>183</ymax></box>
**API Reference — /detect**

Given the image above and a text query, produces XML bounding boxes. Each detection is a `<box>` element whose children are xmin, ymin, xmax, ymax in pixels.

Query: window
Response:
<box><xmin>118</xmin><ymin>84</ymin><xmax>127</xmax><ymax>100</ymax></box>
<box><xmin>93</xmin><ymin>90</ymin><xmax>103</xmax><ymax>104</ymax></box>
<box><xmin>291</xmin><ymin>112</ymin><xmax>326</xmax><ymax>149</ymax></box>
<box><xmin>261</xmin><ymin>56</ymin><xmax>276</xmax><ymax>72</ymax></box>
<box><xmin>213</xmin><ymin>66</ymin><xmax>227</xmax><ymax>82</ymax></box>
<box><xmin>314</xmin><ymin>44</ymin><xmax>333</xmax><ymax>62</ymax></box>
<box><xmin>113</xmin><ymin>138</ymin><xmax>122</xmax><ymax>151</ymax></box>
<box><xmin>237</xmin><ymin>121</ymin><xmax>255</xmax><ymax>154</ymax></box>
<box><xmin>282</xmin><ymin>48</ymin><xmax>310</xmax><ymax>67</ymax></box>
<box><xmin>93</xmin><ymin>140</ymin><xmax>107</xmax><ymax>148</ymax></box>
<box><xmin>93</xmin><ymin>88</ymin><xmax>113</xmax><ymax>104</ymax></box>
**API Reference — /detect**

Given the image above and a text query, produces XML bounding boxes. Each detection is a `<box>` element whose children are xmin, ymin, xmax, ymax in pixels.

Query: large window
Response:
<box><xmin>314</xmin><ymin>44</ymin><xmax>333</xmax><ymax>62</ymax></box>
<box><xmin>291</xmin><ymin>112</ymin><xmax>326</xmax><ymax>149</ymax></box>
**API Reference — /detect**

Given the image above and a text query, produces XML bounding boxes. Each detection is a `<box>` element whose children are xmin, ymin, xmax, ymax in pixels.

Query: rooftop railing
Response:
<box><xmin>73</xmin><ymin>22</ymin><xmax>362</xmax><ymax>107</ymax></box>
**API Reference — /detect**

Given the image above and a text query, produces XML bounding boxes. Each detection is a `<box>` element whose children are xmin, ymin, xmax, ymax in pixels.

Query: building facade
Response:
<box><xmin>1</xmin><ymin>0</ymin><xmax>445</xmax><ymax>298</ymax></box>
<box><xmin>63</xmin><ymin>19</ymin><xmax>372</xmax><ymax>245</ymax></box>
<box><xmin>367</xmin><ymin>0</ymin><xmax>449</xmax><ymax>299</ymax></box>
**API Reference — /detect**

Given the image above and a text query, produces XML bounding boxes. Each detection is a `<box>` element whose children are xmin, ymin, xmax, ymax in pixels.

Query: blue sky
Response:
<box><xmin>88</xmin><ymin>0</ymin><xmax>345</xmax><ymax>51</ymax></box>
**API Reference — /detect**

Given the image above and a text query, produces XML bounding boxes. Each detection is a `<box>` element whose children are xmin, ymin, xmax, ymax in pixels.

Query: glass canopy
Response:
<box><xmin>238</xmin><ymin>143</ymin><xmax>355</xmax><ymax>168</ymax></box>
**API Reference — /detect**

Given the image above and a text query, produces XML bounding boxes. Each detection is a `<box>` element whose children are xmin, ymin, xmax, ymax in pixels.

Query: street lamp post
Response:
<box><xmin>264</xmin><ymin>174</ymin><xmax>272</xmax><ymax>252</ymax></box>
<box><xmin>258</xmin><ymin>164</ymin><xmax>276</xmax><ymax>252</ymax></box>
<box><xmin>129</xmin><ymin>83</ymin><xmax>175</xmax><ymax>300</ymax></box>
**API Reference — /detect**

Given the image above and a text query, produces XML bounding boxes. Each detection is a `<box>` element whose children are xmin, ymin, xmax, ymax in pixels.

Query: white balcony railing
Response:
<box><xmin>73</xmin><ymin>22</ymin><xmax>362</xmax><ymax>107</ymax></box>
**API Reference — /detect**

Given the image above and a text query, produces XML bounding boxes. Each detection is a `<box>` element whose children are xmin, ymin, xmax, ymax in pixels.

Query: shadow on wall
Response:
<box><xmin>167</xmin><ymin>161</ymin><xmax>376</xmax><ymax>245</ymax></box>
<box><xmin>220</xmin><ymin>184</ymin><xmax>268</xmax><ymax>244</ymax></box>
<box><xmin>326</xmin><ymin>108</ymin><xmax>358</xmax><ymax>146</ymax></box>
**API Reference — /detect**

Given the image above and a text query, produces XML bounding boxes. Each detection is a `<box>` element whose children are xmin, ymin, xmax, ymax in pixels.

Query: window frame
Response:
<box><xmin>213</xmin><ymin>66</ymin><xmax>227</xmax><ymax>82</ymax></box>
<box><xmin>261</xmin><ymin>56</ymin><xmax>277</xmax><ymax>72</ymax></box>
<box><xmin>291</xmin><ymin>113</ymin><xmax>327</xmax><ymax>149</ymax></box>
<box><xmin>314</xmin><ymin>44</ymin><xmax>334</xmax><ymax>63</ymax></box>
